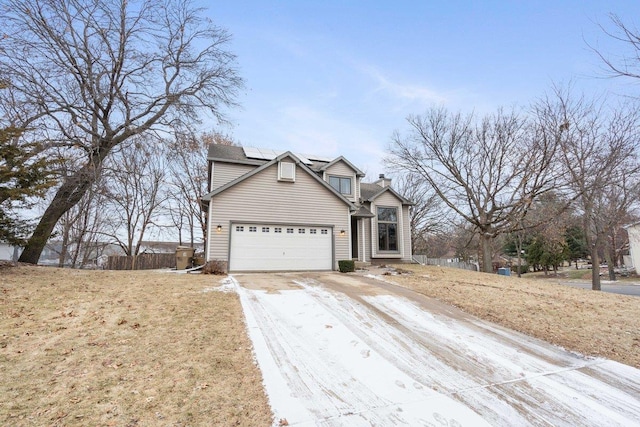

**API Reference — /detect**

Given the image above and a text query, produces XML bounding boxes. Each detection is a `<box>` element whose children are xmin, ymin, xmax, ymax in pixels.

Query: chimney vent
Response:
<box><xmin>376</xmin><ymin>174</ymin><xmax>392</xmax><ymax>188</ymax></box>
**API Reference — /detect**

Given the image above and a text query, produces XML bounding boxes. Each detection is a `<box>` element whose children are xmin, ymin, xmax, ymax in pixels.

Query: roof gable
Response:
<box><xmin>319</xmin><ymin>156</ymin><xmax>365</xmax><ymax>177</ymax></box>
<box><xmin>360</xmin><ymin>182</ymin><xmax>413</xmax><ymax>205</ymax></box>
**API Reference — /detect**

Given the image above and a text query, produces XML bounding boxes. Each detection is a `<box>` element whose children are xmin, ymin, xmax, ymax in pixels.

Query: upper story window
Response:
<box><xmin>377</xmin><ymin>207</ymin><xmax>398</xmax><ymax>252</ymax></box>
<box><xmin>329</xmin><ymin>176</ymin><xmax>352</xmax><ymax>195</ymax></box>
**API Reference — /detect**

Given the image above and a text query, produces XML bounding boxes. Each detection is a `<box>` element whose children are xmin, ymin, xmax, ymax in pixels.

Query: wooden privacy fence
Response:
<box><xmin>412</xmin><ymin>255</ymin><xmax>478</xmax><ymax>271</ymax></box>
<box><xmin>106</xmin><ymin>253</ymin><xmax>176</xmax><ymax>270</ymax></box>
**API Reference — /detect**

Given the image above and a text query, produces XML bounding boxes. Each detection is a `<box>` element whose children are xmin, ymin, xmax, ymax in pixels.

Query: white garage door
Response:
<box><xmin>229</xmin><ymin>224</ymin><xmax>333</xmax><ymax>271</ymax></box>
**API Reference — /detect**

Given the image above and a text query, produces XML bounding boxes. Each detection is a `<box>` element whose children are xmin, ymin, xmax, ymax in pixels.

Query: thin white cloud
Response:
<box><xmin>357</xmin><ymin>63</ymin><xmax>448</xmax><ymax>105</ymax></box>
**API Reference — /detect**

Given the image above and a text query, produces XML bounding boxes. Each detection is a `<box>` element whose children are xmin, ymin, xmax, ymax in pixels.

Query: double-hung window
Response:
<box><xmin>328</xmin><ymin>176</ymin><xmax>352</xmax><ymax>195</ymax></box>
<box><xmin>377</xmin><ymin>207</ymin><xmax>398</xmax><ymax>251</ymax></box>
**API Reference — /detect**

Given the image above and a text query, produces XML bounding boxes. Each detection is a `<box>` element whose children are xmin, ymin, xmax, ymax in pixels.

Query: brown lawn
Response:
<box><xmin>387</xmin><ymin>264</ymin><xmax>640</xmax><ymax>369</ymax></box>
<box><xmin>2</xmin><ymin>263</ymin><xmax>639</xmax><ymax>426</ymax></box>
<box><xmin>0</xmin><ymin>264</ymin><xmax>272</xmax><ymax>427</ymax></box>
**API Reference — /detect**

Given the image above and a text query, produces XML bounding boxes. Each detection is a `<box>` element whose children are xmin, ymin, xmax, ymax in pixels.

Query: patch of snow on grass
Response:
<box><xmin>364</xmin><ymin>273</ymin><xmax>397</xmax><ymax>285</ymax></box>
<box><xmin>201</xmin><ymin>276</ymin><xmax>237</xmax><ymax>293</ymax></box>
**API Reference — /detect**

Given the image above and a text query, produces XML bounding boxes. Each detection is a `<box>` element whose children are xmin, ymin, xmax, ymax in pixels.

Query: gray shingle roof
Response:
<box><xmin>207</xmin><ymin>144</ymin><xmax>256</xmax><ymax>163</ymax></box>
<box><xmin>360</xmin><ymin>182</ymin><xmax>384</xmax><ymax>200</ymax></box>
<box><xmin>360</xmin><ymin>182</ymin><xmax>413</xmax><ymax>205</ymax></box>
<box><xmin>353</xmin><ymin>206</ymin><xmax>375</xmax><ymax>218</ymax></box>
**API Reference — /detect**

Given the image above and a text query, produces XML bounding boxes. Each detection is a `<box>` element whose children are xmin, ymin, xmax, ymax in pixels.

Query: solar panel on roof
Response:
<box><xmin>242</xmin><ymin>146</ymin><xmax>316</xmax><ymax>165</ymax></box>
<box><xmin>293</xmin><ymin>153</ymin><xmax>313</xmax><ymax>164</ymax></box>
<box><xmin>258</xmin><ymin>148</ymin><xmax>278</xmax><ymax>160</ymax></box>
<box><xmin>303</xmin><ymin>153</ymin><xmax>332</xmax><ymax>162</ymax></box>
<box><xmin>243</xmin><ymin>147</ymin><xmax>263</xmax><ymax>159</ymax></box>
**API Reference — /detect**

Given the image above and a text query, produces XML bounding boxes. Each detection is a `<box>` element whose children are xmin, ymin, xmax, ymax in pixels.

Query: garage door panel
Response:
<box><xmin>230</xmin><ymin>224</ymin><xmax>333</xmax><ymax>271</ymax></box>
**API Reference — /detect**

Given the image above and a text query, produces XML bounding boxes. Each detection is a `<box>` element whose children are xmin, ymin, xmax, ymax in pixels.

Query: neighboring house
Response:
<box><xmin>626</xmin><ymin>222</ymin><xmax>640</xmax><ymax>274</ymax></box>
<box><xmin>138</xmin><ymin>241</ymin><xmax>204</xmax><ymax>254</ymax></box>
<box><xmin>38</xmin><ymin>241</ymin><xmax>123</xmax><ymax>267</ymax></box>
<box><xmin>201</xmin><ymin>145</ymin><xmax>413</xmax><ymax>272</ymax></box>
<box><xmin>0</xmin><ymin>242</ymin><xmax>20</xmax><ymax>261</ymax></box>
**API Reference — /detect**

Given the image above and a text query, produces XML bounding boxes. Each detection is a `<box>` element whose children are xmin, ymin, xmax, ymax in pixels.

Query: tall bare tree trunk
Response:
<box><xmin>480</xmin><ymin>233</ymin><xmax>493</xmax><ymax>273</ymax></box>
<box><xmin>58</xmin><ymin>224</ymin><xmax>69</xmax><ymax>268</ymax></box>
<box><xmin>515</xmin><ymin>230</ymin><xmax>525</xmax><ymax>277</ymax></box>
<box><xmin>590</xmin><ymin>244</ymin><xmax>601</xmax><ymax>291</ymax></box>
<box><xmin>19</xmin><ymin>155</ymin><xmax>105</xmax><ymax>264</ymax></box>
<box><xmin>605</xmin><ymin>239</ymin><xmax>616</xmax><ymax>281</ymax></box>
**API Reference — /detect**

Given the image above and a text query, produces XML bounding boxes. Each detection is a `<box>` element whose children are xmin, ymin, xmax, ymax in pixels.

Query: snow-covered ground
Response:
<box><xmin>230</xmin><ymin>273</ymin><xmax>640</xmax><ymax>426</ymax></box>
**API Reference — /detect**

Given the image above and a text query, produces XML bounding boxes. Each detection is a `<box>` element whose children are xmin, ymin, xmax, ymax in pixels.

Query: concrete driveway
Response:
<box><xmin>229</xmin><ymin>272</ymin><xmax>640</xmax><ymax>426</ymax></box>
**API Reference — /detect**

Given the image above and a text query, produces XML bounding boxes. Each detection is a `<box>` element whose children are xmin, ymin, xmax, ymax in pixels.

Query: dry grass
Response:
<box><xmin>0</xmin><ymin>265</ymin><xmax>272</xmax><ymax>427</ymax></box>
<box><xmin>389</xmin><ymin>264</ymin><xmax>640</xmax><ymax>368</ymax></box>
<box><xmin>3</xmin><ymin>262</ymin><xmax>639</xmax><ymax>426</ymax></box>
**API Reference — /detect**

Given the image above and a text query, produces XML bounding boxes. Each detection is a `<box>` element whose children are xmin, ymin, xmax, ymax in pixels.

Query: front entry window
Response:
<box><xmin>377</xmin><ymin>207</ymin><xmax>398</xmax><ymax>251</ymax></box>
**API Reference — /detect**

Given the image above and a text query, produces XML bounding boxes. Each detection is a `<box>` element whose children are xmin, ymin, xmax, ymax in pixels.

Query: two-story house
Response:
<box><xmin>201</xmin><ymin>144</ymin><xmax>413</xmax><ymax>272</ymax></box>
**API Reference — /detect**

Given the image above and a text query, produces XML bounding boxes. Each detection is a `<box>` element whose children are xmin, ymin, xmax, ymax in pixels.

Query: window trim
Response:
<box><xmin>377</xmin><ymin>206</ymin><xmax>399</xmax><ymax>252</ymax></box>
<box><xmin>278</xmin><ymin>161</ymin><xmax>296</xmax><ymax>182</ymax></box>
<box><xmin>328</xmin><ymin>175</ymin><xmax>352</xmax><ymax>195</ymax></box>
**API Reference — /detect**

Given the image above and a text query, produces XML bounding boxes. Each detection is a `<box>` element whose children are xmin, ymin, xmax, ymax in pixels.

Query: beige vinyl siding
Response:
<box><xmin>371</xmin><ymin>192</ymin><xmax>405</xmax><ymax>259</ymax></box>
<box><xmin>207</xmin><ymin>163</ymin><xmax>351</xmax><ymax>268</ymax></box>
<box><xmin>401</xmin><ymin>205</ymin><xmax>412</xmax><ymax>261</ymax></box>
<box><xmin>628</xmin><ymin>225</ymin><xmax>640</xmax><ymax>273</ymax></box>
<box><xmin>211</xmin><ymin>162</ymin><xmax>257</xmax><ymax>190</ymax></box>
<box><xmin>325</xmin><ymin>161</ymin><xmax>357</xmax><ymax>202</ymax></box>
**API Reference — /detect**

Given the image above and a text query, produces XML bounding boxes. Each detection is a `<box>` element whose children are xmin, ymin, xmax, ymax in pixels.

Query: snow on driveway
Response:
<box><xmin>229</xmin><ymin>273</ymin><xmax>640</xmax><ymax>426</ymax></box>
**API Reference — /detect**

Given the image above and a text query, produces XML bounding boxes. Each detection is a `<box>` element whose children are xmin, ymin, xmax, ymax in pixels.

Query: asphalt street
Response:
<box><xmin>560</xmin><ymin>280</ymin><xmax>640</xmax><ymax>297</ymax></box>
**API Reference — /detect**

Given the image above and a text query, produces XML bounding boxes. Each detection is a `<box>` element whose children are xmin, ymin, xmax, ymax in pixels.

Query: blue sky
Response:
<box><xmin>204</xmin><ymin>1</ymin><xmax>640</xmax><ymax>178</ymax></box>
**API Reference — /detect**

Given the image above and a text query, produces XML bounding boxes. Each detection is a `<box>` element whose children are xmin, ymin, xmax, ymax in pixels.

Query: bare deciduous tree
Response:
<box><xmin>597</xmin><ymin>168</ymin><xmax>640</xmax><ymax>281</ymax></box>
<box><xmin>54</xmin><ymin>174</ymin><xmax>109</xmax><ymax>268</ymax></box>
<box><xmin>389</xmin><ymin>171</ymin><xmax>445</xmax><ymax>255</ymax></box>
<box><xmin>536</xmin><ymin>87</ymin><xmax>640</xmax><ymax>289</ymax></box>
<box><xmin>388</xmin><ymin>107</ymin><xmax>560</xmax><ymax>273</ymax></box>
<box><xmin>0</xmin><ymin>0</ymin><xmax>242</xmax><ymax>263</ymax></box>
<box><xmin>592</xmin><ymin>14</ymin><xmax>640</xmax><ymax>82</ymax></box>
<box><xmin>165</xmin><ymin>134</ymin><xmax>209</xmax><ymax>247</ymax></box>
<box><xmin>101</xmin><ymin>139</ymin><xmax>168</xmax><ymax>259</ymax></box>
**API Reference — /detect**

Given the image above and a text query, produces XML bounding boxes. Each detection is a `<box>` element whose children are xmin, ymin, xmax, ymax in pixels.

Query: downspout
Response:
<box><xmin>347</xmin><ymin>209</ymin><xmax>352</xmax><ymax>262</ymax></box>
<box><xmin>204</xmin><ymin>201</ymin><xmax>212</xmax><ymax>262</ymax></box>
